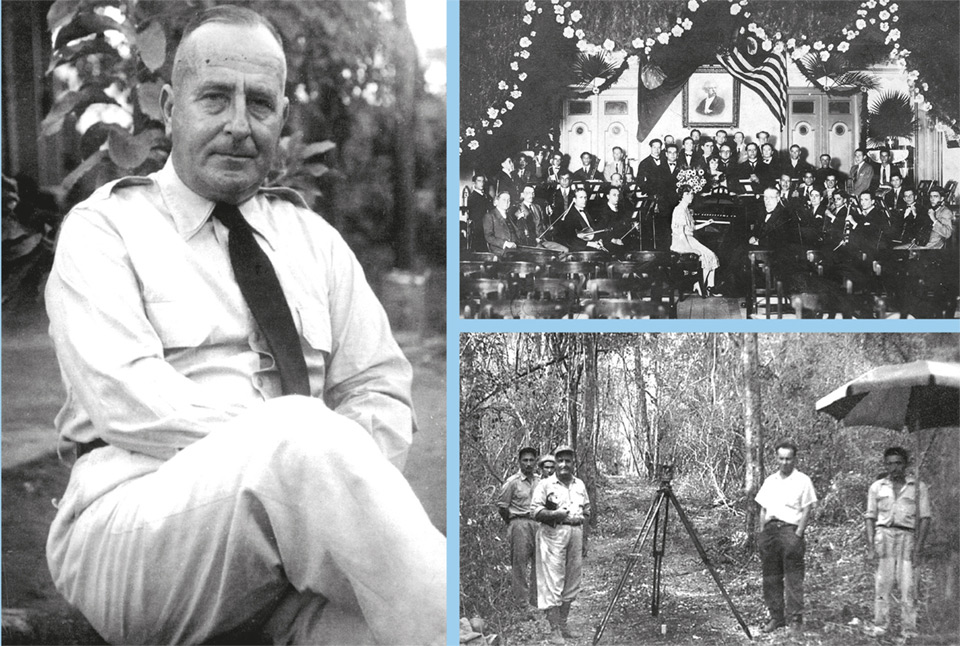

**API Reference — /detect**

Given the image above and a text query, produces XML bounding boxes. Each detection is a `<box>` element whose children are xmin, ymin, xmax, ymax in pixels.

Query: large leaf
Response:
<box><xmin>40</xmin><ymin>91</ymin><xmax>80</xmax><ymax>137</ymax></box>
<box><xmin>107</xmin><ymin>127</ymin><xmax>163</xmax><ymax>169</ymax></box>
<box><xmin>47</xmin><ymin>35</ymin><xmax>119</xmax><ymax>74</ymax></box>
<box><xmin>137</xmin><ymin>21</ymin><xmax>166</xmax><ymax>72</ymax></box>
<box><xmin>54</xmin><ymin>11</ymin><xmax>132</xmax><ymax>51</ymax></box>
<box><xmin>46</xmin><ymin>0</ymin><xmax>81</xmax><ymax>33</ymax></box>
<box><xmin>61</xmin><ymin>149</ymin><xmax>107</xmax><ymax>194</ymax></box>
<box><xmin>136</xmin><ymin>80</ymin><xmax>165</xmax><ymax>121</ymax></box>
<box><xmin>301</xmin><ymin>141</ymin><xmax>337</xmax><ymax>158</ymax></box>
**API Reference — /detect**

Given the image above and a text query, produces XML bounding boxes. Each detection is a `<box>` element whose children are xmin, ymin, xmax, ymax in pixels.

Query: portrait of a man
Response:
<box><xmin>696</xmin><ymin>80</ymin><xmax>726</xmax><ymax>116</ymax></box>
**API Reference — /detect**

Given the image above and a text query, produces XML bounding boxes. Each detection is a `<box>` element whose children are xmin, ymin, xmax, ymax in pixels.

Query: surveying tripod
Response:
<box><xmin>592</xmin><ymin>465</ymin><xmax>753</xmax><ymax>644</ymax></box>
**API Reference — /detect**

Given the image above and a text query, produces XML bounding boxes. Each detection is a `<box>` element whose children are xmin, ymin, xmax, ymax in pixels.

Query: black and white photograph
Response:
<box><xmin>2</xmin><ymin>1</ymin><xmax>446</xmax><ymax>643</ymax></box>
<box><xmin>459</xmin><ymin>332</ymin><xmax>959</xmax><ymax>645</ymax></box>
<box><xmin>458</xmin><ymin>1</ymin><xmax>959</xmax><ymax>319</ymax></box>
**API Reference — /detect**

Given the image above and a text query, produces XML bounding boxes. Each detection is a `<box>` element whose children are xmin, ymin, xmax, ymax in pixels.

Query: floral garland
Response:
<box><xmin>677</xmin><ymin>167</ymin><xmax>707</xmax><ymax>194</ymax></box>
<box><xmin>461</xmin><ymin>0</ymin><xmax>949</xmax><ymax>158</ymax></box>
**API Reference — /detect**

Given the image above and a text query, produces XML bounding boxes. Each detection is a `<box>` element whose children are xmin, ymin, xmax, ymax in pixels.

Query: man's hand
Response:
<box><xmin>504</xmin><ymin>241</ymin><xmax>517</xmax><ymax>249</ymax></box>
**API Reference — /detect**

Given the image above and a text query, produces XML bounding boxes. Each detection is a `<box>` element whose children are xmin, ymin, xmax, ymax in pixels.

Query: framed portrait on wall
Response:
<box><xmin>682</xmin><ymin>66</ymin><xmax>740</xmax><ymax>128</ymax></box>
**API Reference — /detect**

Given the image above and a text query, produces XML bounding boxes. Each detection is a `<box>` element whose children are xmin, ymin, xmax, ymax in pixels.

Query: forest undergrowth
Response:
<box><xmin>463</xmin><ymin>474</ymin><xmax>959</xmax><ymax>646</ymax></box>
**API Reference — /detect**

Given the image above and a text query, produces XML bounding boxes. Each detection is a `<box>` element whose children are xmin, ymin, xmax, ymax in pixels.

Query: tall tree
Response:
<box><xmin>581</xmin><ymin>334</ymin><xmax>600</xmax><ymax>528</ymax></box>
<box><xmin>390</xmin><ymin>0</ymin><xmax>418</xmax><ymax>269</ymax></box>
<box><xmin>741</xmin><ymin>333</ymin><xmax>763</xmax><ymax>549</ymax></box>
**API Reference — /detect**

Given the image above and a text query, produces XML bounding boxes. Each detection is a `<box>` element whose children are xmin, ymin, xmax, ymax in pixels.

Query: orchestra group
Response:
<box><xmin>461</xmin><ymin>129</ymin><xmax>957</xmax><ymax>316</ymax></box>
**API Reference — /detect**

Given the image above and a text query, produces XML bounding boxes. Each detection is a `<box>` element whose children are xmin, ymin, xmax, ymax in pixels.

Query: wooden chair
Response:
<box><xmin>747</xmin><ymin>250</ymin><xmax>784</xmax><ymax>319</ymax></box>
<box><xmin>671</xmin><ymin>252</ymin><xmax>705</xmax><ymax>299</ymax></box>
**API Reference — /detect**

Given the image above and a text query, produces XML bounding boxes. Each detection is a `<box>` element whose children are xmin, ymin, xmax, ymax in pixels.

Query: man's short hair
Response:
<box><xmin>855</xmin><ymin>147</ymin><xmax>867</xmax><ymax>156</ymax></box>
<box><xmin>518</xmin><ymin>446</ymin><xmax>537</xmax><ymax>459</ymax></box>
<box><xmin>775</xmin><ymin>440</ymin><xmax>798</xmax><ymax>456</ymax></box>
<box><xmin>825</xmin><ymin>174</ymin><xmax>837</xmax><ymax>182</ymax></box>
<box><xmin>472</xmin><ymin>173</ymin><xmax>485</xmax><ymax>182</ymax></box>
<box><xmin>682</xmin><ymin>137</ymin><xmax>694</xmax><ymax>146</ymax></box>
<box><xmin>649</xmin><ymin>138</ymin><xmax>662</xmax><ymax>147</ymax></box>
<box><xmin>884</xmin><ymin>446</ymin><xmax>909</xmax><ymax>462</ymax></box>
<box><xmin>929</xmin><ymin>187</ymin><xmax>943</xmax><ymax>197</ymax></box>
<box><xmin>665</xmin><ymin>143</ymin><xmax>679</xmax><ymax>153</ymax></box>
<box><xmin>716</xmin><ymin>129</ymin><xmax>727</xmax><ymax>137</ymax></box>
<box><xmin>496</xmin><ymin>190</ymin><xmax>512</xmax><ymax>200</ymax></box>
<box><xmin>612</xmin><ymin>146</ymin><xmax>624</xmax><ymax>154</ymax></box>
<box><xmin>790</xmin><ymin>144</ymin><xmax>800</xmax><ymax>151</ymax></box>
<box><xmin>746</xmin><ymin>143</ymin><xmax>759</xmax><ymax>153</ymax></box>
<box><xmin>756</xmin><ymin>131</ymin><xmax>769</xmax><ymax>138</ymax></box>
<box><xmin>859</xmin><ymin>190</ymin><xmax>874</xmax><ymax>199</ymax></box>
<box><xmin>559</xmin><ymin>170</ymin><xmax>572</xmax><ymax>180</ymax></box>
<box><xmin>175</xmin><ymin>5</ymin><xmax>284</xmax><ymax>85</ymax></box>
<box><xmin>574</xmin><ymin>187</ymin><xmax>588</xmax><ymax>199</ymax></box>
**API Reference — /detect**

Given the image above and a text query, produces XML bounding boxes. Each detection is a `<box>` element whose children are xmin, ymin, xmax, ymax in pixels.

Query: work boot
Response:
<box><xmin>545</xmin><ymin>607</ymin><xmax>565</xmax><ymax>645</ymax></box>
<box><xmin>761</xmin><ymin>617</ymin><xmax>785</xmax><ymax>633</ymax></box>
<box><xmin>558</xmin><ymin>601</ymin><xmax>579</xmax><ymax>639</ymax></box>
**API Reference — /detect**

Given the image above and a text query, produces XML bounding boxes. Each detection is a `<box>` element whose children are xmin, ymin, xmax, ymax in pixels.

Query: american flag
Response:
<box><xmin>717</xmin><ymin>35</ymin><xmax>788</xmax><ymax>126</ymax></box>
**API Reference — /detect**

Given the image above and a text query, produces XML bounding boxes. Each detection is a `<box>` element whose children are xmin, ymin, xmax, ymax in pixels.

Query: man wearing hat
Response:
<box><xmin>538</xmin><ymin>453</ymin><xmax>556</xmax><ymax>478</ymax></box>
<box><xmin>532</xmin><ymin>445</ymin><xmax>591</xmax><ymax>644</ymax></box>
<box><xmin>498</xmin><ymin>445</ymin><xmax>541</xmax><ymax>610</ymax></box>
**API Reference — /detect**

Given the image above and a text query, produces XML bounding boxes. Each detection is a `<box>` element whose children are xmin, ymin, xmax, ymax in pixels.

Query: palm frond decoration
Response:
<box><xmin>795</xmin><ymin>54</ymin><xmax>879</xmax><ymax>94</ymax></box>
<box><xmin>867</xmin><ymin>91</ymin><xmax>917</xmax><ymax>146</ymax></box>
<box><xmin>573</xmin><ymin>52</ymin><xmax>619</xmax><ymax>93</ymax></box>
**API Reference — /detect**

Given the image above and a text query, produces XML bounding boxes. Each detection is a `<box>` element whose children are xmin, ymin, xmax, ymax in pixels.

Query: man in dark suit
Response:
<box><xmin>876</xmin><ymin>149</ymin><xmax>902</xmax><ymax>188</ymax></box>
<box><xmin>555</xmin><ymin>187</ymin><xmax>603</xmax><ymax>250</ymax></box>
<box><xmin>696</xmin><ymin>80</ymin><xmax>725</xmax><ymax>116</ymax></box>
<box><xmin>607</xmin><ymin>146</ymin><xmax>634</xmax><ymax>186</ymax></box>
<box><xmin>736</xmin><ymin>143</ymin><xmax>763</xmax><ymax>193</ymax></box>
<box><xmin>750</xmin><ymin>187</ymin><xmax>797</xmax><ymax>250</ymax></box>
<box><xmin>758</xmin><ymin>143</ymin><xmax>780</xmax><ymax>189</ymax></box>
<box><xmin>494</xmin><ymin>156</ymin><xmax>520</xmax><ymax>203</ymax></box>
<box><xmin>784</xmin><ymin>145</ymin><xmax>814</xmax><ymax>181</ymax></box>
<box><xmin>636</xmin><ymin>139</ymin><xmax>665</xmax><ymax>199</ymax></box>
<box><xmin>717</xmin><ymin>143</ymin><xmax>739</xmax><ymax>181</ymax></box>
<box><xmin>882</xmin><ymin>174</ymin><xmax>907</xmax><ymax>212</ymax></box>
<box><xmin>814</xmin><ymin>154</ymin><xmax>846</xmax><ymax>187</ymax></box>
<box><xmin>572</xmin><ymin>151</ymin><xmax>605</xmax><ymax>183</ymax></box>
<box><xmin>849</xmin><ymin>148</ymin><xmax>875</xmax><ymax>196</ymax></box>
<box><xmin>678</xmin><ymin>137</ymin><xmax>704</xmax><ymax>171</ymax></box>
<box><xmin>821</xmin><ymin>173</ymin><xmax>841</xmax><ymax>203</ymax></box>
<box><xmin>549</xmin><ymin>171</ymin><xmax>575</xmax><ymax>224</ymax></box>
<box><xmin>466</xmin><ymin>173</ymin><xmax>492</xmax><ymax>252</ymax></box>
<box><xmin>888</xmin><ymin>187</ymin><xmax>922</xmax><ymax>246</ymax></box>
<box><xmin>483</xmin><ymin>190</ymin><xmax>520</xmax><ymax>255</ymax></box>
<box><xmin>847</xmin><ymin>191</ymin><xmax>889</xmax><ymax>257</ymax></box>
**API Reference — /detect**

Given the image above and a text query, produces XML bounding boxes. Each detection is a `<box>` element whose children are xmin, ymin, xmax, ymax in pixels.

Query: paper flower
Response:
<box><xmin>820</xmin><ymin>50</ymin><xmax>830</xmax><ymax>61</ymax></box>
<box><xmin>879</xmin><ymin>10</ymin><xmax>890</xmax><ymax>19</ymax></box>
<box><xmin>465</xmin><ymin>127</ymin><xmax>475</xmax><ymax>137</ymax></box>
<box><xmin>518</xmin><ymin>72</ymin><xmax>528</xmax><ymax>81</ymax></box>
<box><xmin>682</xmin><ymin>18</ymin><xmax>693</xmax><ymax>30</ymax></box>
<box><xmin>658</xmin><ymin>32</ymin><xmax>670</xmax><ymax>44</ymax></box>
<box><xmin>603</xmin><ymin>39</ymin><xmax>615</xmax><ymax>50</ymax></box>
<box><xmin>523</xmin><ymin>14</ymin><xmax>532</xmax><ymax>24</ymax></box>
<box><xmin>519</xmin><ymin>37</ymin><xmax>532</xmax><ymax>48</ymax></box>
<box><xmin>487</xmin><ymin>108</ymin><xmax>498</xmax><ymax>118</ymax></box>
<box><xmin>688</xmin><ymin>0</ymin><xmax>699</xmax><ymax>11</ymax></box>
<box><xmin>562</xmin><ymin>25</ymin><xmax>574</xmax><ymax>38</ymax></box>
<box><xmin>510</xmin><ymin>61</ymin><xmax>519</xmax><ymax>71</ymax></box>
<box><xmin>786</xmin><ymin>38</ymin><xmax>796</xmax><ymax>48</ymax></box>
<box><xmin>837</xmin><ymin>41</ymin><xmax>850</xmax><ymax>52</ymax></box>
<box><xmin>880</xmin><ymin>21</ymin><xmax>889</xmax><ymax>31</ymax></box>
<box><xmin>671</xmin><ymin>25</ymin><xmax>683</xmax><ymax>37</ymax></box>
<box><xmin>520</xmin><ymin>50</ymin><xmax>530</xmax><ymax>59</ymax></box>
<box><xmin>575</xmin><ymin>28</ymin><xmax>584</xmax><ymax>38</ymax></box>
<box><xmin>481</xmin><ymin>120</ymin><xmax>489</xmax><ymax>127</ymax></box>
<box><xmin>498</xmin><ymin>80</ymin><xmax>508</xmax><ymax>90</ymax></box>
<box><xmin>511</xmin><ymin>90</ymin><xmax>522</xmax><ymax>98</ymax></box>
<box><xmin>646</xmin><ymin>37</ymin><xmax>655</xmax><ymax>47</ymax></box>
<box><xmin>468</xmin><ymin>140</ymin><xmax>479</xmax><ymax>150</ymax></box>
<box><xmin>505</xmin><ymin>101</ymin><xmax>514</xmax><ymax>110</ymax></box>
<box><xmin>632</xmin><ymin>37</ymin><xmax>643</xmax><ymax>48</ymax></box>
<box><xmin>493</xmin><ymin>119</ymin><xmax>502</xmax><ymax>127</ymax></box>
<box><xmin>524</xmin><ymin>0</ymin><xmax>536</xmax><ymax>10</ymax></box>
<box><xmin>571</xmin><ymin>9</ymin><xmax>582</xmax><ymax>22</ymax></box>
<box><xmin>730</xmin><ymin>3</ymin><xmax>741</xmax><ymax>14</ymax></box>
<box><xmin>856</xmin><ymin>18</ymin><xmax>866</xmax><ymax>29</ymax></box>
<box><xmin>813</xmin><ymin>40</ymin><xmax>824</xmax><ymax>50</ymax></box>
<box><xmin>762</xmin><ymin>39</ymin><xmax>772</xmax><ymax>51</ymax></box>
<box><xmin>556</xmin><ymin>15</ymin><xmax>564</xmax><ymax>23</ymax></box>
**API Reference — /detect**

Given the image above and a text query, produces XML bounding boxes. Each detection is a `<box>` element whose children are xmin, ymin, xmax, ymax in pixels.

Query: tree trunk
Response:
<box><xmin>390</xmin><ymin>0</ymin><xmax>418</xmax><ymax>269</ymax></box>
<box><xmin>742</xmin><ymin>333</ymin><xmax>764</xmax><ymax>551</ymax></box>
<box><xmin>581</xmin><ymin>335</ymin><xmax>600</xmax><ymax>528</ymax></box>
<box><xmin>634</xmin><ymin>342</ymin><xmax>652</xmax><ymax>478</ymax></box>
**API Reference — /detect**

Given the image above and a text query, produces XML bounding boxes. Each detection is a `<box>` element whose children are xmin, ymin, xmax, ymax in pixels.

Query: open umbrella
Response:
<box><xmin>816</xmin><ymin>360</ymin><xmax>960</xmax><ymax>431</ymax></box>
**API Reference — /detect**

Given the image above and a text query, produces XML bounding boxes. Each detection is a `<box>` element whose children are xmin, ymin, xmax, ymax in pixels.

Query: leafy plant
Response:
<box><xmin>867</xmin><ymin>90</ymin><xmax>918</xmax><ymax>146</ymax></box>
<box><xmin>572</xmin><ymin>51</ymin><xmax>619</xmax><ymax>93</ymax></box>
<box><xmin>795</xmin><ymin>53</ymin><xmax>880</xmax><ymax>95</ymax></box>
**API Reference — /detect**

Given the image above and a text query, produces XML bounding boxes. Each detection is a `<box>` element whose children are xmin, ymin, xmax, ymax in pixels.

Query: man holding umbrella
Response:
<box><xmin>864</xmin><ymin>447</ymin><xmax>932</xmax><ymax>639</ymax></box>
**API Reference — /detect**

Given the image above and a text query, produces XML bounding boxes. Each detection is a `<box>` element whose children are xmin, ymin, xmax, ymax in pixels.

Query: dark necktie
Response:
<box><xmin>212</xmin><ymin>202</ymin><xmax>310</xmax><ymax>396</ymax></box>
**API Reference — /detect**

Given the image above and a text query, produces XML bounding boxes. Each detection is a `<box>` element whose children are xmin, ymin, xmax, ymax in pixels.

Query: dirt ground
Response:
<box><xmin>1</xmin><ymin>295</ymin><xmax>446</xmax><ymax>644</ymax></box>
<box><xmin>489</xmin><ymin>475</ymin><xmax>959</xmax><ymax>646</ymax></box>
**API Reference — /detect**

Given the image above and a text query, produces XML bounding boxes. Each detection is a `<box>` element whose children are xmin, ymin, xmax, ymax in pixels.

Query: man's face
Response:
<box><xmin>803</xmin><ymin>172</ymin><xmax>815</xmax><ymax>186</ymax></box>
<box><xmin>777</xmin><ymin>448</ymin><xmax>796</xmax><ymax>476</ymax></box>
<box><xmin>859</xmin><ymin>193</ymin><xmax>874</xmax><ymax>211</ymax></box>
<box><xmin>891</xmin><ymin>175</ymin><xmax>902</xmax><ymax>190</ymax></box>
<box><xmin>746</xmin><ymin>144</ymin><xmax>758</xmax><ymax>161</ymax></box>
<box><xmin>716</xmin><ymin>131</ymin><xmax>726</xmax><ymax>143</ymax></box>
<box><xmin>541</xmin><ymin>461</ymin><xmax>555</xmax><ymax>477</ymax></box>
<box><xmin>734</xmin><ymin>132</ymin><xmax>744</xmax><ymax>144</ymax></box>
<box><xmin>683</xmin><ymin>138</ymin><xmax>695</xmax><ymax>154</ymax></box>
<box><xmin>608</xmin><ymin>187</ymin><xmax>620</xmax><ymax>207</ymax></box>
<box><xmin>809</xmin><ymin>189</ymin><xmax>822</xmax><ymax>204</ymax></box>
<box><xmin>930</xmin><ymin>191</ymin><xmax>943</xmax><ymax>207</ymax></box>
<box><xmin>161</xmin><ymin>22</ymin><xmax>289</xmax><ymax>204</ymax></box>
<box><xmin>559</xmin><ymin>174</ymin><xmax>572</xmax><ymax>189</ymax></box>
<box><xmin>496</xmin><ymin>193</ymin><xmax>511</xmax><ymax>211</ymax></box>
<box><xmin>664</xmin><ymin>135</ymin><xmax>674</xmax><ymax>145</ymax></box>
<box><xmin>705</xmin><ymin>84</ymin><xmax>716</xmax><ymax>97</ymax></box>
<box><xmin>651</xmin><ymin>142</ymin><xmax>662</xmax><ymax>157</ymax></box>
<box><xmin>854</xmin><ymin>150</ymin><xmax>865</xmax><ymax>164</ymax></box>
<box><xmin>779</xmin><ymin>175</ymin><xmax>792</xmax><ymax>190</ymax></box>
<box><xmin>761</xmin><ymin>144</ymin><xmax>774</xmax><ymax>160</ymax></box>
<box><xmin>551</xmin><ymin>154</ymin><xmax>562</xmax><ymax>169</ymax></box>
<box><xmin>790</xmin><ymin>147</ymin><xmax>800</xmax><ymax>160</ymax></box>
<box><xmin>556</xmin><ymin>453</ymin><xmax>574</xmax><ymax>480</ymax></box>
<box><xmin>612</xmin><ymin>148</ymin><xmax>624</xmax><ymax>161</ymax></box>
<box><xmin>833</xmin><ymin>193</ymin><xmax>846</xmax><ymax>209</ymax></box>
<box><xmin>819</xmin><ymin>155</ymin><xmax>831</xmax><ymax>168</ymax></box>
<box><xmin>574</xmin><ymin>190</ymin><xmax>587</xmax><ymax>209</ymax></box>
<box><xmin>702</xmin><ymin>141</ymin><xmax>715</xmax><ymax>157</ymax></box>
<box><xmin>880</xmin><ymin>151</ymin><xmax>892</xmax><ymax>165</ymax></box>
<box><xmin>825</xmin><ymin>176</ymin><xmax>836</xmax><ymax>189</ymax></box>
<box><xmin>581</xmin><ymin>153</ymin><xmax>592</xmax><ymax>167</ymax></box>
<box><xmin>884</xmin><ymin>452</ymin><xmax>906</xmax><ymax>480</ymax></box>
<box><xmin>473</xmin><ymin>176</ymin><xmax>486</xmax><ymax>191</ymax></box>
<box><xmin>519</xmin><ymin>452</ymin><xmax>536</xmax><ymax>476</ymax></box>
<box><xmin>517</xmin><ymin>156</ymin><xmax>528</xmax><ymax>169</ymax></box>
<box><xmin>763</xmin><ymin>190</ymin><xmax>779</xmax><ymax>211</ymax></box>
<box><xmin>521</xmin><ymin>187</ymin><xmax>535</xmax><ymax>204</ymax></box>
<box><xmin>610</xmin><ymin>173</ymin><xmax>623</xmax><ymax>187</ymax></box>
<box><xmin>665</xmin><ymin>147</ymin><xmax>678</xmax><ymax>163</ymax></box>
<box><xmin>904</xmin><ymin>190</ymin><xmax>916</xmax><ymax>205</ymax></box>
<box><xmin>719</xmin><ymin>145</ymin><xmax>732</xmax><ymax>159</ymax></box>
<box><xmin>503</xmin><ymin>157</ymin><xmax>515</xmax><ymax>173</ymax></box>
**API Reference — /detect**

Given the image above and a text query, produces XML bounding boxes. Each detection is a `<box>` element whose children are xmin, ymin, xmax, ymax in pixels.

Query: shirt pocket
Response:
<box><xmin>296</xmin><ymin>302</ymin><xmax>332</xmax><ymax>355</ymax></box>
<box><xmin>143</xmin><ymin>300</ymin><xmax>212</xmax><ymax>349</ymax></box>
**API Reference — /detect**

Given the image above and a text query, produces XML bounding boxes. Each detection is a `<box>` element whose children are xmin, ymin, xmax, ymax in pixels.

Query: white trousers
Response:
<box><xmin>47</xmin><ymin>396</ymin><xmax>446</xmax><ymax>645</ymax></box>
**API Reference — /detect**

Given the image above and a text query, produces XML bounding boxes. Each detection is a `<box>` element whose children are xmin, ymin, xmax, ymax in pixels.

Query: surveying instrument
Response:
<box><xmin>592</xmin><ymin>464</ymin><xmax>753</xmax><ymax>644</ymax></box>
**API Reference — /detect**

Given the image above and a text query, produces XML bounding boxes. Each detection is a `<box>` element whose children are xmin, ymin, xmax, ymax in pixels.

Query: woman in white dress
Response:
<box><xmin>671</xmin><ymin>184</ymin><xmax>720</xmax><ymax>295</ymax></box>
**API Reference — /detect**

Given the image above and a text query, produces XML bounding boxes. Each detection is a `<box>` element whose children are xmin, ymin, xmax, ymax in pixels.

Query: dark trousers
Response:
<box><xmin>759</xmin><ymin>521</ymin><xmax>806</xmax><ymax>622</ymax></box>
<box><xmin>507</xmin><ymin>517</ymin><xmax>538</xmax><ymax>607</ymax></box>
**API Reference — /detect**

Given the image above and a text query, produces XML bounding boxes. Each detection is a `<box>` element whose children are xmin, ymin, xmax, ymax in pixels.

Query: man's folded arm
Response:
<box><xmin>47</xmin><ymin>208</ymin><xmax>249</xmax><ymax>459</ymax></box>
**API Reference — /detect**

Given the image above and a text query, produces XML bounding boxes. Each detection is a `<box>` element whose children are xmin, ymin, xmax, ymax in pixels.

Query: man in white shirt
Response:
<box><xmin>43</xmin><ymin>7</ymin><xmax>444</xmax><ymax>644</ymax></box>
<box><xmin>755</xmin><ymin>441</ymin><xmax>818</xmax><ymax>636</ymax></box>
